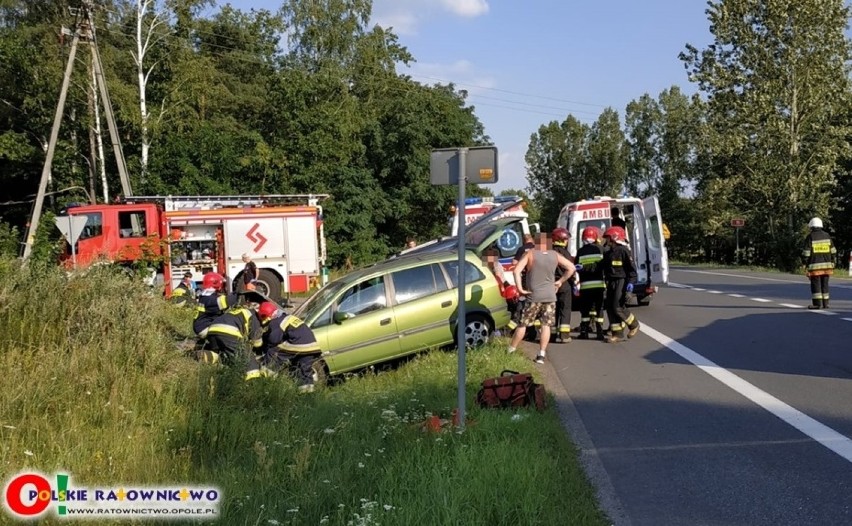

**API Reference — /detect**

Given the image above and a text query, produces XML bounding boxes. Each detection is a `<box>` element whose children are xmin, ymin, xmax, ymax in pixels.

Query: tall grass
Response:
<box><xmin>0</xmin><ymin>260</ymin><xmax>608</xmax><ymax>525</ymax></box>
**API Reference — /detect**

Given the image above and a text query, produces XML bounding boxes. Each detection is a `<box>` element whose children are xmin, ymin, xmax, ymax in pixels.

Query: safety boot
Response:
<box><xmin>577</xmin><ymin>321</ymin><xmax>590</xmax><ymax>340</ymax></box>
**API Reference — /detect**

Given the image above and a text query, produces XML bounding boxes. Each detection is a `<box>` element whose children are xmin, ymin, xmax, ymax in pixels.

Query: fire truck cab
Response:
<box><xmin>57</xmin><ymin>194</ymin><xmax>329</xmax><ymax>300</ymax></box>
<box><xmin>556</xmin><ymin>195</ymin><xmax>668</xmax><ymax>305</ymax></box>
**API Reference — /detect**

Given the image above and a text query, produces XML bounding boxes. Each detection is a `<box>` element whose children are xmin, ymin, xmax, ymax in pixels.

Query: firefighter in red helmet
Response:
<box><xmin>192</xmin><ymin>272</ymin><xmax>239</xmax><ymax>351</ymax></box>
<box><xmin>602</xmin><ymin>226</ymin><xmax>640</xmax><ymax>343</ymax></box>
<box><xmin>551</xmin><ymin>227</ymin><xmax>578</xmax><ymax>343</ymax></box>
<box><xmin>576</xmin><ymin>226</ymin><xmax>606</xmax><ymax>340</ymax></box>
<box><xmin>247</xmin><ymin>301</ymin><xmax>322</xmax><ymax>392</ymax></box>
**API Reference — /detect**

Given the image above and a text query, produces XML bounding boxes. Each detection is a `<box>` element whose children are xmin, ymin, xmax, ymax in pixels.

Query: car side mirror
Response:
<box><xmin>334</xmin><ymin>311</ymin><xmax>355</xmax><ymax>324</ymax></box>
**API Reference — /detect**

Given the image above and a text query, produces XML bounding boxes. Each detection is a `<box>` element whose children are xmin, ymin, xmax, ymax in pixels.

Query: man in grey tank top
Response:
<box><xmin>507</xmin><ymin>232</ymin><xmax>576</xmax><ymax>364</ymax></box>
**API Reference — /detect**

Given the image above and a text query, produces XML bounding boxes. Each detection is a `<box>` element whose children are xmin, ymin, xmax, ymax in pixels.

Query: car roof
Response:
<box><xmin>336</xmin><ymin>249</ymin><xmax>480</xmax><ymax>284</ymax></box>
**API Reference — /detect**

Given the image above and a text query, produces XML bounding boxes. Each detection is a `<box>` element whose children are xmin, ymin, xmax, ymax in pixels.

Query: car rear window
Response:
<box><xmin>391</xmin><ymin>263</ymin><xmax>446</xmax><ymax>304</ymax></box>
<box><xmin>442</xmin><ymin>261</ymin><xmax>485</xmax><ymax>288</ymax></box>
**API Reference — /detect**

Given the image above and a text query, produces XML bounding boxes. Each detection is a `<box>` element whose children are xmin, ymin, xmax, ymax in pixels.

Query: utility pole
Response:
<box><xmin>21</xmin><ymin>29</ymin><xmax>80</xmax><ymax>260</ymax></box>
<box><xmin>22</xmin><ymin>2</ymin><xmax>132</xmax><ymax>260</ymax></box>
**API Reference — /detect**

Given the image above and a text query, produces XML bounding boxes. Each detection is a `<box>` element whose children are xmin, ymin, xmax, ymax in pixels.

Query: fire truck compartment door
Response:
<box><xmin>285</xmin><ymin>215</ymin><xmax>320</xmax><ymax>274</ymax></box>
<box><xmin>224</xmin><ymin>218</ymin><xmax>287</xmax><ymax>258</ymax></box>
<box><xmin>642</xmin><ymin>195</ymin><xmax>669</xmax><ymax>285</ymax></box>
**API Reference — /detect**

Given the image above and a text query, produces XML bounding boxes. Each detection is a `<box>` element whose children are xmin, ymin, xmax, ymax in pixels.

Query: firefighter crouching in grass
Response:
<box><xmin>198</xmin><ymin>304</ymin><xmax>264</xmax><ymax>365</ymax></box>
<box><xmin>247</xmin><ymin>302</ymin><xmax>322</xmax><ymax>392</ymax></box>
<box><xmin>193</xmin><ymin>273</ymin><xmax>240</xmax><ymax>351</ymax></box>
<box><xmin>602</xmin><ymin>226</ymin><xmax>640</xmax><ymax>343</ymax></box>
<box><xmin>576</xmin><ymin>227</ymin><xmax>606</xmax><ymax>341</ymax></box>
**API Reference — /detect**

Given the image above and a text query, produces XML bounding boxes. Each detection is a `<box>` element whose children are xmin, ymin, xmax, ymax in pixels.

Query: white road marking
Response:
<box><xmin>676</xmin><ymin>269</ymin><xmax>852</xmax><ymax>290</ymax></box>
<box><xmin>812</xmin><ymin>310</ymin><xmax>837</xmax><ymax>316</ymax></box>
<box><xmin>668</xmin><ymin>283</ymin><xmax>690</xmax><ymax>289</ymax></box>
<box><xmin>751</xmin><ymin>298</ymin><xmax>772</xmax><ymax>303</ymax></box>
<box><xmin>779</xmin><ymin>303</ymin><xmax>804</xmax><ymax>309</ymax></box>
<box><xmin>728</xmin><ymin>293</ymin><xmax>746</xmax><ymax>298</ymax></box>
<box><xmin>706</xmin><ymin>290</ymin><xmax>723</xmax><ymax>294</ymax></box>
<box><xmin>692</xmin><ymin>288</ymin><xmax>706</xmax><ymax>292</ymax></box>
<box><xmin>640</xmin><ymin>323</ymin><xmax>852</xmax><ymax>464</ymax></box>
<box><xmin>842</xmin><ymin>318</ymin><xmax>852</xmax><ymax>322</ymax></box>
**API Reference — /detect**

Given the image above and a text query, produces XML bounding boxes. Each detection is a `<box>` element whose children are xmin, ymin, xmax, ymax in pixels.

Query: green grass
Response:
<box><xmin>0</xmin><ymin>260</ymin><xmax>608</xmax><ymax>526</ymax></box>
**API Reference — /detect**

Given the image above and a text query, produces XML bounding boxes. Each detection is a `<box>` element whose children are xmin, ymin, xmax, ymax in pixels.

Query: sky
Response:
<box><xmin>239</xmin><ymin>0</ymin><xmax>715</xmax><ymax>193</ymax></box>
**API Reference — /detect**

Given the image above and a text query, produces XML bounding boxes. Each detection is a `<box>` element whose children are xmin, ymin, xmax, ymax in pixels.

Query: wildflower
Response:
<box><xmin>324</xmin><ymin>428</ymin><xmax>335</xmax><ymax>434</ymax></box>
<box><xmin>24</xmin><ymin>450</ymin><xmax>33</xmax><ymax>456</ymax></box>
<box><xmin>357</xmin><ymin>462</ymin><xmax>365</xmax><ymax>468</ymax></box>
<box><xmin>268</xmin><ymin>520</ymin><xmax>281</xmax><ymax>525</ymax></box>
<box><xmin>322</xmin><ymin>480</ymin><xmax>330</xmax><ymax>484</ymax></box>
<box><xmin>364</xmin><ymin>453</ymin><xmax>371</xmax><ymax>457</ymax></box>
<box><xmin>286</xmin><ymin>508</ymin><xmax>298</xmax><ymax>513</ymax></box>
<box><xmin>3</xmin><ymin>425</ymin><xmax>15</xmax><ymax>430</ymax></box>
<box><xmin>383</xmin><ymin>504</ymin><xmax>394</xmax><ymax>511</ymax></box>
<box><xmin>320</xmin><ymin>516</ymin><xmax>329</xmax><ymax>524</ymax></box>
<box><xmin>377</xmin><ymin>448</ymin><xmax>385</xmax><ymax>454</ymax></box>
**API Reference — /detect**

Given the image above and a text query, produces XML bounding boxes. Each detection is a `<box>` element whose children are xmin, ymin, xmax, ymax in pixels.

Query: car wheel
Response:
<box><xmin>464</xmin><ymin>314</ymin><xmax>493</xmax><ymax>348</ymax></box>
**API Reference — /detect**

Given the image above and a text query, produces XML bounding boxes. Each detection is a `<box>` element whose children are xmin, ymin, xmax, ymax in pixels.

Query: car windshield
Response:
<box><xmin>294</xmin><ymin>280</ymin><xmax>348</xmax><ymax>322</ymax></box>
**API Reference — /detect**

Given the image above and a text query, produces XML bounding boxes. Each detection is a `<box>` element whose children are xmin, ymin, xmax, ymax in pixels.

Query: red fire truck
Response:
<box><xmin>56</xmin><ymin>194</ymin><xmax>329</xmax><ymax>299</ymax></box>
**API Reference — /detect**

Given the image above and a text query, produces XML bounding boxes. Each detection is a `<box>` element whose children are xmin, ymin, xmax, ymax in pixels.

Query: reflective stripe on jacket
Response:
<box><xmin>207</xmin><ymin>307</ymin><xmax>263</xmax><ymax>349</ymax></box>
<box><xmin>264</xmin><ymin>314</ymin><xmax>321</xmax><ymax>355</ymax></box>
<box><xmin>577</xmin><ymin>243</ymin><xmax>605</xmax><ymax>290</ymax></box>
<box><xmin>802</xmin><ymin>229</ymin><xmax>836</xmax><ymax>276</ymax></box>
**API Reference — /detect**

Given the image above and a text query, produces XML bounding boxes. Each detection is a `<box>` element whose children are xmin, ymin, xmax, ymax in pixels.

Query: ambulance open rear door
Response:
<box><xmin>642</xmin><ymin>196</ymin><xmax>669</xmax><ymax>285</ymax></box>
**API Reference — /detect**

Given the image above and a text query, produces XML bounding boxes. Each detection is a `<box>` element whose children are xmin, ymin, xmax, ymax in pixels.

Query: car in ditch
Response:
<box><xmin>293</xmin><ymin>249</ymin><xmax>511</xmax><ymax>377</ymax></box>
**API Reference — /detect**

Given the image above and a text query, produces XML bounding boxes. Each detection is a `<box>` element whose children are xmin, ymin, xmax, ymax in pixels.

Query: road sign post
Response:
<box><xmin>731</xmin><ymin>218</ymin><xmax>745</xmax><ymax>264</ymax></box>
<box><xmin>430</xmin><ymin>146</ymin><xmax>498</xmax><ymax>431</ymax></box>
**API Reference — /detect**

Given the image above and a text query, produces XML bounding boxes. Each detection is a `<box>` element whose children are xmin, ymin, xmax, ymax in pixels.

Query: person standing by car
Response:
<box><xmin>802</xmin><ymin>217</ymin><xmax>837</xmax><ymax>309</ymax></box>
<box><xmin>602</xmin><ymin>226</ymin><xmax>640</xmax><ymax>343</ymax></box>
<box><xmin>551</xmin><ymin>228</ymin><xmax>577</xmax><ymax>343</ymax></box>
<box><xmin>506</xmin><ymin>233</ymin><xmax>536</xmax><ymax>332</ymax></box>
<box><xmin>241</xmin><ymin>253</ymin><xmax>258</xmax><ymax>291</ymax></box>
<box><xmin>576</xmin><ymin>227</ymin><xmax>606</xmax><ymax>340</ymax></box>
<box><xmin>507</xmin><ymin>232</ymin><xmax>576</xmax><ymax>364</ymax></box>
<box><xmin>247</xmin><ymin>302</ymin><xmax>322</xmax><ymax>392</ymax></box>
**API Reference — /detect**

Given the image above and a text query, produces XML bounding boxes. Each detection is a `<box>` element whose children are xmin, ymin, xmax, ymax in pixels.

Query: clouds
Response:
<box><xmin>372</xmin><ymin>0</ymin><xmax>489</xmax><ymax>35</ymax></box>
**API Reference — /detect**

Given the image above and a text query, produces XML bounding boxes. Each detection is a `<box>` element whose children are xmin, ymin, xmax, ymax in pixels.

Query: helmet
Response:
<box><xmin>501</xmin><ymin>284</ymin><xmax>520</xmax><ymax>301</ymax></box>
<box><xmin>808</xmin><ymin>217</ymin><xmax>823</xmax><ymax>229</ymax></box>
<box><xmin>551</xmin><ymin>228</ymin><xmax>570</xmax><ymax>242</ymax></box>
<box><xmin>581</xmin><ymin>226</ymin><xmax>600</xmax><ymax>244</ymax></box>
<box><xmin>257</xmin><ymin>301</ymin><xmax>279</xmax><ymax>322</ymax></box>
<box><xmin>201</xmin><ymin>272</ymin><xmax>224</xmax><ymax>291</ymax></box>
<box><xmin>603</xmin><ymin>226</ymin><xmax>626</xmax><ymax>242</ymax></box>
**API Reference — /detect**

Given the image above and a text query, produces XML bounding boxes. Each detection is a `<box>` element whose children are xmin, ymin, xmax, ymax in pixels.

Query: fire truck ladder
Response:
<box><xmin>121</xmin><ymin>194</ymin><xmax>331</xmax><ymax>212</ymax></box>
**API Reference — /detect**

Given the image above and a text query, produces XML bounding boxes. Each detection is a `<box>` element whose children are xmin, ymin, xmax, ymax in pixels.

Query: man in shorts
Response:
<box><xmin>506</xmin><ymin>232</ymin><xmax>576</xmax><ymax>364</ymax></box>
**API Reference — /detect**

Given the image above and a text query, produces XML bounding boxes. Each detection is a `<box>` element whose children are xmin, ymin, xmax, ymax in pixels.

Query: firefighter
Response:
<box><xmin>576</xmin><ymin>226</ymin><xmax>606</xmax><ymax>341</ymax></box>
<box><xmin>551</xmin><ymin>227</ymin><xmax>577</xmax><ymax>343</ymax></box>
<box><xmin>170</xmin><ymin>272</ymin><xmax>196</xmax><ymax>306</ymax></box>
<box><xmin>802</xmin><ymin>217</ymin><xmax>836</xmax><ymax>309</ymax></box>
<box><xmin>247</xmin><ymin>302</ymin><xmax>322</xmax><ymax>392</ymax></box>
<box><xmin>201</xmin><ymin>304</ymin><xmax>264</xmax><ymax>365</ymax></box>
<box><xmin>193</xmin><ymin>272</ymin><xmax>239</xmax><ymax>344</ymax></box>
<box><xmin>602</xmin><ymin>226</ymin><xmax>640</xmax><ymax>343</ymax></box>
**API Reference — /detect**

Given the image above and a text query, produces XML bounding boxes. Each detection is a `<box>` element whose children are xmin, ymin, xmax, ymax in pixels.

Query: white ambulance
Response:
<box><xmin>555</xmin><ymin>196</ymin><xmax>669</xmax><ymax>305</ymax></box>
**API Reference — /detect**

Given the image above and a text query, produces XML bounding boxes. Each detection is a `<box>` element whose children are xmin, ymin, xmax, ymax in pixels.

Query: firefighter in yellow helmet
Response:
<box><xmin>802</xmin><ymin>217</ymin><xmax>836</xmax><ymax>309</ymax></box>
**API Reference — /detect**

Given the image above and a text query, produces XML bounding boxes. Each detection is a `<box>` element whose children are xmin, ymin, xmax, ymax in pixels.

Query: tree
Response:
<box><xmin>525</xmin><ymin>115</ymin><xmax>590</xmax><ymax>229</ymax></box>
<box><xmin>585</xmin><ymin>107</ymin><xmax>627</xmax><ymax>198</ymax></box>
<box><xmin>681</xmin><ymin>0</ymin><xmax>852</xmax><ymax>268</ymax></box>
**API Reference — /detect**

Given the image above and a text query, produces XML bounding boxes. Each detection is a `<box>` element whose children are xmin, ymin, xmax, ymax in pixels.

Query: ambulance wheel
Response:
<box><xmin>254</xmin><ymin>269</ymin><xmax>282</xmax><ymax>301</ymax></box>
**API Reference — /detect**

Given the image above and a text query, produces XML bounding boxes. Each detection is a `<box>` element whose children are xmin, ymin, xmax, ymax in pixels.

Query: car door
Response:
<box><xmin>642</xmin><ymin>195</ymin><xmax>669</xmax><ymax>285</ymax></box>
<box><xmin>322</xmin><ymin>275</ymin><xmax>401</xmax><ymax>373</ymax></box>
<box><xmin>390</xmin><ymin>263</ymin><xmax>454</xmax><ymax>352</ymax></box>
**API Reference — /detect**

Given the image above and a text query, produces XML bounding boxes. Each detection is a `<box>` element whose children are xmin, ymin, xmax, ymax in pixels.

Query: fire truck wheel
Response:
<box><xmin>254</xmin><ymin>269</ymin><xmax>282</xmax><ymax>301</ymax></box>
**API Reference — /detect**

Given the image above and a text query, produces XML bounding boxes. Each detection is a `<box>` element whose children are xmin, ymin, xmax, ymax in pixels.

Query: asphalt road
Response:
<box><xmin>537</xmin><ymin>266</ymin><xmax>852</xmax><ymax>526</ymax></box>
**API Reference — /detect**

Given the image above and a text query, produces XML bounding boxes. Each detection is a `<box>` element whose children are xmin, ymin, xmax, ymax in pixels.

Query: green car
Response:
<box><xmin>293</xmin><ymin>250</ymin><xmax>511</xmax><ymax>376</ymax></box>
